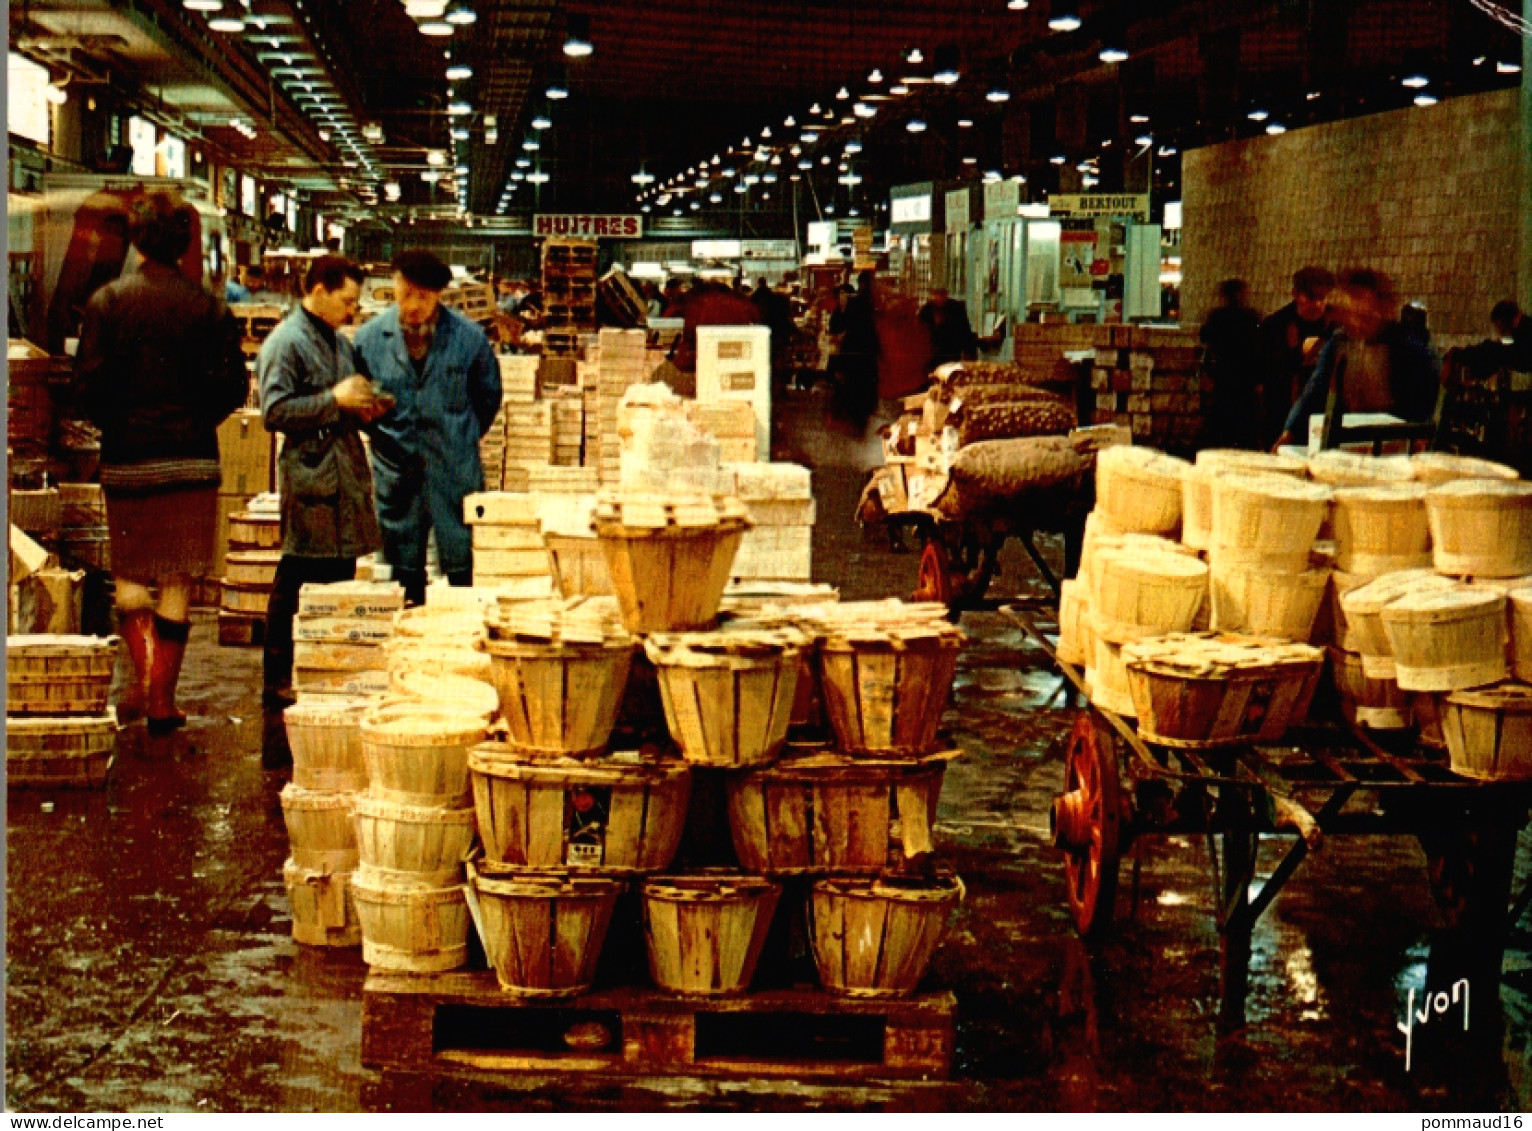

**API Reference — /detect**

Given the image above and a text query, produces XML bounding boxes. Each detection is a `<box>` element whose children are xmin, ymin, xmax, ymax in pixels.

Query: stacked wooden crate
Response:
<box><xmin>727</xmin><ymin>463</ymin><xmax>814</xmax><ymax>582</ymax></box>
<box><xmin>478</xmin><ymin>412</ymin><xmax>507</xmax><ymax>493</ymax></box>
<box><xmin>592</xmin><ymin>329</ymin><xmax>648</xmax><ymax>484</ymax></box>
<box><xmin>464</xmin><ymin>491</ymin><xmax>555</xmax><ymax>597</ymax></box>
<box><xmin>548</xmin><ymin>387</ymin><xmax>585</xmax><ymax>466</ymax></box>
<box><xmin>1084</xmin><ymin>327</ymin><xmax>1207</xmax><ymax>451</ymax></box>
<box><xmin>541</xmin><ymin>239</ymin><xmax>598</xmax><ymax>332</ymax></box>
<box><xmin>686</xmin><ymin>401</ymin><xmax>758</xmax><ymax>465</ymax></box>
<box><xmin>218</xmin><ymin>502</ymin><xmax>283</xmax><ymax>645</ymax></box>
<box><xmin>696</xmin><ymin>326</ymin><xmax>772</xmax><ymax>461</ymax></box>
<box><xmin>502</xmin><ymin>402</ymin><xmax>554</xmax><ymax>469</ymax></box>
<box><xmin>498</xmin><ymin>355</ymin><xmax>539</xmax><ymax>404</ymax></box>
<box><xmin>291</xmin><ymin>581</ymin><xmax>404</xmax><ymax>697</ymax></box>
<box><xmin>6</xmin><ymin>634</ymin><xmax>118</xmax><ymax>787</ymax></box>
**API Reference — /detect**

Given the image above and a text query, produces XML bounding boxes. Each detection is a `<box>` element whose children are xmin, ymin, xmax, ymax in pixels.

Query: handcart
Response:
<box><xmin>1006</xmin><ymin>608</ymin><xmax>1532</xmax><ymax>1026</ymax></box>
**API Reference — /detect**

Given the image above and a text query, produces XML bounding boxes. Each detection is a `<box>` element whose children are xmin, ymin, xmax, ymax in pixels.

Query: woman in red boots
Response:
<box><xmin>74</xmin><ymin>191</ymin><xmax>249</xmax><ymax>735</ymax></box>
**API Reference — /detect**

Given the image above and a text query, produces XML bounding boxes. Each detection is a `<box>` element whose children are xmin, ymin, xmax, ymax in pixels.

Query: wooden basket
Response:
<box><xmin>386</xmin><ymin>670</ymin><xmax>499</xmax><ymax>721</ymax></box>
<box><xmin>6</xmin><ymin>710</ymin><xmax>117</xmax><ymax>788</ymax></box>
<box><xmin>1210</xmin><ymin>562</ymin><xmax>1330</xmax><ymax>642</ymax></box>
<box><xmin>1094</xmin><ymin>445</ymin><xmax>1189</xmax><ymax>535</ymax></box>
<box><xmin>280</xmin><ymin>783</ymin><xmax>360</xmax><ymax>871</ymax></box>
<box><xmin>1511</xmin><ymin>588</ymin><xmax>1532</xmax><ymax>683</ymax></box>
<box><xmin>229</xmin><ymin>512</ymin><xmax>282</xmax><ymax>550</ymax></box>
<box><xmin>1380</xmin><ymin>586</ymin><xmax>1507</xmax><ymax>693</ymax></box>
<box><xmin>352</xmin><ymin>794</ymin><xmax>476</xmax><ymax>882</ymax></box>
<box><xmin>641</xmin><ymin>872</ymin><xmax>782</xmax><ymax>997</ymax></box>
<box><xmin>284</xmin><ymin>697</ymin><xmax>372</xmax><ymax>791</ymax></box>
<box><xmin>386</xmin><ymin>641</ymin><xmax>494</xmax><ymax>683</ymax></box>
<box><xmin>1057</xmin><ymin>579</ymin><xmax>1090</xmax><ymax>666</ymax></box>
<box><xmin>1339</xmin><ymin>570</ymin><xmax>1456</xmax><ymax>679</ymax></box>
<box><xmin>1328</xmin><ymin>647</ymin><xmax>1410</xmax><ymax>730</ymax></box>
<box><xmin>1123</xmin><ymin>633</ymin><xmax>1324</xmax><ymax>748</ymax></box>
<box><xmin>595</xmin><ymin>501</ymin><xmax>750</xmax><ymax>633</ymax></box>
<box><xmin>1441</xmin><ymin>683</ymin><xmax>1532</xmax><ymax>780</ymax></box>
<box><xmin>283</xmin><ymin>859</ymin><xmax>361</xmax><ymax>947</ymax></box>
<box><xmin>7</xmin><ymin>634</ymin><xmax>117</xmax><ymax>715</ymax></box>
<box><xmin>1079</xmin><ymin>530</ymin><xmax>1195</xmax><ymax>597</ymax></box>
<box><xmin>221</xmin><ymin>580</ymin><xmax>271</xmax><ymax>615</ymax></box>
<box><xmin>725</xmin><ymin>750</ymin><xmax>957</xmax><ymax>875</ymax></box>
<box><xmin>808</xmin><ymin>875</ymin><xmax>963</xmax><ymax>999</ymax></box>
<box><xmin>485</xmin><ymin>638</ymin><xmax>633</xmax><ymax>757</ymax></box>
<box><xmin>468</xmin><ymin>745</ymin><xmax>690</xmax><ymax>871</ymax></box>
<box><xmin>1092</xmin><ymin>550</ymin><xmax>1207</xmax><ymax>640</ymax></box>
<box><xmin>1090</xmin><ymin>636</ymin><xmax>1137</xmax><ymax>718</ymax></box>
<box><xmin>1210</xmin><ymin>474</ymin><xmax>1333</xmax><ymax>571</ymax></box>
<box><xmin>1183</xmin><ymin>451</ymin><xmax>1309</xmax><ymax>551</ymax></box>
<box><xmin>1412</xmin><ymin>691</ymin><xmax>1447</xmax><ymax>749</ymax></box>
<box><xmin>469</xmin><ymin>867</ymin><xmax>622</xmax><ymax>996</ymax></box>
<box><xmin>351</xmin><ymin>870</ymin><xmax>471</xmax><ymax>973</ymax></box>
<box><xmin>226</xmin><ymin>550</ymin><xmax>283</xmax><ymax>587</ymax></box>
<box><xmin>546</xmin><ymin>533</ymin><xmax>615</xmax><ymax>597</ymax></box>
<box><xmin>1410</xmin><ymin>453</ymin><xmax>1519</xmax><ymax>486</ymax></box>
<box><xmin>1331</xmin><ymin>484</ymin><xmax>1431</xmax><ymax>575</ymax></box>
<box><xmin>644</xmin><ymin>630</ymin><xmax>805</xmax><ymax>768</ymax></box>
<box><xmin>359</xmin><ymin>705</ymin><xmax>489</xmax><ymax>806</ymax></box>
<box><xmin>1307</xmin><ymin>451</ymin><xmax>1415</xmax><ymax>488</ymax></box>
<box><xmin>819</xmin><ymin>623</ymin><xmax>964</xmax><ymax>758</ymax></box>
<box><xmin>1425</xmin><ymin>480</ymin><xmax>1532</xmax><ymax>578</ymax></box>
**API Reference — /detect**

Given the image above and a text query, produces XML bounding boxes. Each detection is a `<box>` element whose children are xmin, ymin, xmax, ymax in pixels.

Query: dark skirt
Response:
<box><xmin>105</xmin><ymin>486</ymin><xmax>219</xmax><ymax>584</ymax></box>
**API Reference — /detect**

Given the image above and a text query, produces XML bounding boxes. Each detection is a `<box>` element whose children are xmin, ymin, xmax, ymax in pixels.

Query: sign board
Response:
<box><xmin>534</xmin><ymin>214</ymin><xmax>643</xmax><ymax>239</ymax></box>
<box><xmin>806</xmin><ymin>220</ymin><xmax>837</xmax><ymax>258</ymax></box>
<box><xmin>983</xmin><ymin>178</ymin><xmax>1021</xmax><ymax>221</ymax></box>
<box><xmin>945</xmin><ymin>188</ymin><xmax>971</xmax><ymax>230</ymax></box>
<box><xmin>742</xmin><ymin>240</ymin><xmax>798</xmax><ymax>260</ymax></box>
<box><xmin>1050</xmin><ymin>193</ymin><xmax>1150</xmax><ymax>220</ymax></box>
<box><xmin>890</xmin><ymin>195</ymin><xmax>932</xmax><ymax>226</ymax></box>
<box><xmin>692</xmin><ymin>239</ymin><xmax>743</xmax><ymax>259</ymax></box>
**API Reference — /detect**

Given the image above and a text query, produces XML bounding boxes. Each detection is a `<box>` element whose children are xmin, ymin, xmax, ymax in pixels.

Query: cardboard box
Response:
<box><xmin>218</xmin><ymin>409</ymin><xmax>276</xmax><ymax>495</ymax></box>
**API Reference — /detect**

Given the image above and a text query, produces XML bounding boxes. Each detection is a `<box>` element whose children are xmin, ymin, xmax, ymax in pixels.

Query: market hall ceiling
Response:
<box><xmin>9</xmin><ymin>0</ymin><xmax>1527</xmax><ymax>222</ymax></box>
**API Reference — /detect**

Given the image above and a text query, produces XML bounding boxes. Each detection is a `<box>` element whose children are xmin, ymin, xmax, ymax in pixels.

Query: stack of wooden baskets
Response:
<box><xmin>352</xmin><ymin>703</ymin><xmax>491</xmax><ymax>971</ymax></box>
<box><xmin>6</xmin><ymin>634</ymin><xmax>119</xmax><ymax>787</ymax></box>
<box><xmin>218</xmin><ymin>509</ymin><xmax>282</xmax><ymax>646</ymax></box>
<box><xmin>1055</xmin><ymin>443</ymin><xmax>1532</xmax><ymax>776</ymax></box>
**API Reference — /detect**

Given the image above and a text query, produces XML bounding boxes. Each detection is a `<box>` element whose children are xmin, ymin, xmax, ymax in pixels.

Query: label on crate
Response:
<box><xmin>724</xmin><ymin>371</ymin><xmax>757</xmax><ymax>392</ymax></box>
<box><xmin>565</xmin><ymin>785</ymin><xmax>611</xmax><ymax>866</ymax></box>
<box><xmin>717</xmin><ymin>341</ymin><xmax>754</xmax><ymax>361</ymax></box>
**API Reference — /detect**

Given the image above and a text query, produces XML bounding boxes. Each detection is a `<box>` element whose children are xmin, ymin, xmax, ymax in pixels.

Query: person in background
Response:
<box><xmin>352</xmin><ymin>249</ymin><xmax>502</xmax><ymax>605</ymax></box>
<box><xmin>1257</xmin><ymin>266</ymin><xmax>1332</xmax><ymax>448</ymax></box>
<box><xmin>73</xmin><ymin>191</ymin><xmax>249</xmax><ymax>735</ymax></box>
<box><xmin>1448</xmin><ymin>300</ymin><xmax>1532</xmax><ymax>379</ymax></box>
<box><xmin>1274</xmin><ymin>267</ymin><xmax>1439</xmax><ymax>451</ymax></box>
<box><xmin>1200</xmin><ymin>278</ymin><xmax>1264</xmax><ymax>450</ymax></box>
<box><xmin>1399</xmin><ymin>302</ymin><xmax>1431</xmax><ymax>352</ymax></box>
<box><xmin>496</xmin><ymin>276</ymin><xmax>521</xmax><ymax>315</ymax></box>
<box><xmin>256</xmin><ymin>255</ymin><xmax>384</xmax><ymax>724</ymax></box>
<box><xmin>224</xmin><ymin>271</ymin><xmax>252</xmax><ymax>304</ymax></box>
<box><xmin>918</xmin><ymin>286</ymin><xmax>977</xmax><ymax>368</ymax></box>
<box><xmin>827</xmin><ymin>270</ymin><xmax>881</xmax><ymax>436</ymax></box>
<box><xmin>752</xmin><ymin>276</ymin><xmax>795</xmax><ymax>391</ymax></box>
<box><xmin>244</xmin><ymin>265</ymin><xmax>287</xmax><ymax>307</ymax></box>
<box><xmin>660</xmin><ymin>277</ymin><xmax>686</xmax><ymax>318</ymax></box>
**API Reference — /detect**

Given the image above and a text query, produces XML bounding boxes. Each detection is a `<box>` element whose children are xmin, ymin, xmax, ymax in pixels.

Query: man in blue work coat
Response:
<box><xmin>352</xmin><ymin>250</ymin><xmax>502</xmax><ymax>604</ymax></box>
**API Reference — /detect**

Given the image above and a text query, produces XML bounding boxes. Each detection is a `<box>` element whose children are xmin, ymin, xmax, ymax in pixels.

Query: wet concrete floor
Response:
<box><xmin>7</xmin><ymin>387</ymin><xmax>1531</xmax><ymax>1111</ymax></box>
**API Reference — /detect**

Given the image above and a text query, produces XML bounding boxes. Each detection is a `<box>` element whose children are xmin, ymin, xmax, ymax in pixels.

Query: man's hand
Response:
<box><xmin>333</xmin><ymin>374</ymin><xmax>379</xmax><ymax>415</ymax></box>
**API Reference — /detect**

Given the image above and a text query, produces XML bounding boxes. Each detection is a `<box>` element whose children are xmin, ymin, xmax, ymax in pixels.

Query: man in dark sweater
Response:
<box><xmin>1258</xmin><ymin>266</ymin><xmax>1333</xmax><ymax>448</ymax></box>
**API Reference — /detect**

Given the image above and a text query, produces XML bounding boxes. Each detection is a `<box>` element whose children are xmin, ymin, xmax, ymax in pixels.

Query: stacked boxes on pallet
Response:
<box><xmin>541</xmin><ymin>239</ymin><xmax>598</xmax><ymax>332</ymax></box>
<box><xmin>1084</xmin><ymin>327</ymin><xmax>1207</xmax><ymax>450</ymax></box>
<box><xmin>6</xmin><ymin>634</ymin><xmax>118</xmax><ymax>788</ymax></box>
<box><xmin>549</xmin><ymin>387</ymin><xmax>585</xmax><ymax>466</ymax></box>
<box><xmin>592</xmin><ymin>329</ymin><xmax>648</xmax><ymax>484</ymax></box>
<box><xmin>292</xmin><ymin>581</ymin><xmax>404</xmax><ymax>698</ymax></box>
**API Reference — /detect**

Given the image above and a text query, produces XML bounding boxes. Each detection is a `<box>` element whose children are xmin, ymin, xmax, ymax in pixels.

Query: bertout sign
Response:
<box><xmin>1050</xmin><ymin>194</ymin><xmax>1151</xmax><ymax>220</ymax></box>
<box><xmin>534</xmin><ymin>214</ymin><xmax>643</xmax><ymax>238</ymax></box>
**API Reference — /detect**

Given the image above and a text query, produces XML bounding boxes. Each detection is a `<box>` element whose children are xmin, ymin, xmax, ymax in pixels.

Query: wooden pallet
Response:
<box><xmin>217</xmin><ymin>610</ymin><xmax>266</xmax><ymax>647</ymax></box>
<box><xmin>362</xmin><ymin>971</ymin><xmax>955</xmax><ymax>1083</ymax></box>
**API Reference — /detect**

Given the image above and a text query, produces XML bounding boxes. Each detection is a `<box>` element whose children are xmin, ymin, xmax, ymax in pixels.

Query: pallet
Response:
<box><xmin>362</xmin><ymin>971</ymin><xmax>955</xmax><ymax>1083</ymax></box>
<box><xmin>217</xmin><ymin>610</ymin><xmax>267</xmax><ymax>647</ymax></box>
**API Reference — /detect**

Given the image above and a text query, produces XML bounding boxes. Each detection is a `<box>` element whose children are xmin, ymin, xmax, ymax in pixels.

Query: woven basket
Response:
<box><xmin>1210</xmin><ymin>473</ymin><xmax>1333</xmax><ymax>571</ymax></box>
<box><xmin>469</xmin><ymin>745</ymin><xmax>690</xmax><ymax>871</ymax></box>
<box><xmin>6</xmin><ymin>710</ymin><xmax>117</xmax><ymax>788</ymax></box>
<box><xmin>1331</xmin><ymin>484</ymin><xmax>1431</xmax><ymax>575</ymax></box>
<box><xmin>359</xmin><ymin>705</ymin><xmax>488</xmax><ymax>806</ymax></box>
<box><xmin>469</xmin><ymin>867</ymin><xmax>622</xmax><ymax>996</ymax></box>
<box><xmin>1092</xmin><ymin>550</ymin><xmax>1208</xmax><ymax>641</ymax></box>
<box><xmin>1095</xmin><ymin>446</ymin><xmax>1189</xmax><ymax>535</ymax></box>
<box><xmin>485</xmin><ymin>637</ymin><xmax>633</xmax><ymax>757</ymax></box>
<box><xmin>1183</xmin><ymin>450</ymin><xmax>1309</xmax><ymax>551</ymax></box>
<box><xmin>808</xmin><ymin>875</ymin><xmax>963</xmax><ymax>998</ymax></box>
<box><xmin>1380</xmin><ymin>586</ymin><xmax>1507</xmax><ymax>693</ymax></box>
<box><xmin>7</xmin><ymin>634</ymin><xmax>117</xmax><ymax>715</ymax></box>
<box><xmin>1426</xmin><ymin>479</ymin><xmax>1532</xmax><ymax>578</ymax></box>
<box><xmin>283</xmin><ymin>859</ymin><xmax>361</xmax><ymax>947</ymax></box>
<box><xmin>1339</xmin><ymin>570</ymin><xmax>1457</xmax><ymax>679</ymax></box>
<box><xmin>1328</xmin><ymin>647</ymin><xmax>1411</xmax><ymax>730</ymax></box>
<box><xmin>1209</xmin><ymin>562</ymin><xmax>1330</xmax><ymax>642</ymax></box>
<box><xmin>284</xmin><ymin>697</ymin><xmax>372</xmax><ymax>791</ymax></box>
<box><xmin>641</xmin><ymin>872</ymin><xmax>782</xmax><ymax>997</ymax></box>
<box><xmin>1307</xmin><ymin>451</ymin><xmax>1415</xmax><ymax>488</ymax></box>
<box><xmin>546</xmin><ymin>533</ymin><xmax>615</xmax><ymax>597</ymax></box>
<box><xmin>1441</xmin><ymin>683</ymin><xmax>1532</xmax><ymax>780</ymax></box>
<box><xmin>280</xmin><ymin>783</ymin><xmax>359</xmax><ymax>872</ymax></box>
<box><xmin>351</xmin><ymin>870</ymin><xmax>470</xmax><ymax>973</ymax></box>
<box><xmin>352</xmin><ymin>794</ymin><xmax>475</xmax><ymax>881</ymax></box>
<box><xmin>819</xmin><ymin>624</ymin><xmax>964</xmax><ymax>758</ymax></box>
<box><xmin>596</xmin><ymin>512</ymin><xmax>749</xmax><ymax>633</ymax></box>
<box><xmin>1410</xmin><ymin>453</ymin><xmax>1519</xmax><ymax>486</ymax></box>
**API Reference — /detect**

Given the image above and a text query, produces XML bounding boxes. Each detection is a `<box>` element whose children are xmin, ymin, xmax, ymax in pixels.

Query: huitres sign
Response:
<box><xmin>534</xmin><ymin>214</ymin><xmax>643</xmax><ymax>238</ymax></box>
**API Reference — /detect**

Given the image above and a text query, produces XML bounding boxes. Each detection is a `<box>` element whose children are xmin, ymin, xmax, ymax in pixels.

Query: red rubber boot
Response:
<box><xmin>147</xmin><ymin>614</ymin><xmax>191</xmax><ymax>737</ymax></box>
<box><xmin>116</xmin><ymin>608</ymin><xmax>155</xmax><ymax>723</ymax></box>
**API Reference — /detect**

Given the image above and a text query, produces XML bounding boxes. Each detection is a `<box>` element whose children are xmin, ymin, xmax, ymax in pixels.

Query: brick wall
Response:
<box><xmin>1182</xmin><ymin>89</ymin><xmax>1522</xmax><ymax>349</ymax></box>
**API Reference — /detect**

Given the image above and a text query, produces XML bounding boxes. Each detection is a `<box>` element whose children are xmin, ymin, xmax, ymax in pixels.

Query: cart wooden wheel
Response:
<box><xmin>914</xmin><ymin>535</ymin><xmax>958</xmax><ymax>607</ymax></box>
<box><xmin>1050</xmin><ymin>711</ymin><xmax>1124</xmax><ymax>940</ymax></box>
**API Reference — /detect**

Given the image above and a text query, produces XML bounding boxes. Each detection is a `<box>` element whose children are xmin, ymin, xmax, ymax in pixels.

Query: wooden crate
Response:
<box><xmin>362</xmin><ymin>972</ymin><xmax>956</xmax><ymax>1082</ymax></box>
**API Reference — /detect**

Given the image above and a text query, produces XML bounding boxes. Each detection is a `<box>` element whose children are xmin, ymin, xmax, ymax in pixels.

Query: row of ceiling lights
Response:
<box><xmin>489</xmin><ymin>12</ymin><xmax>593</xmax><ymax>214</ymax></box>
